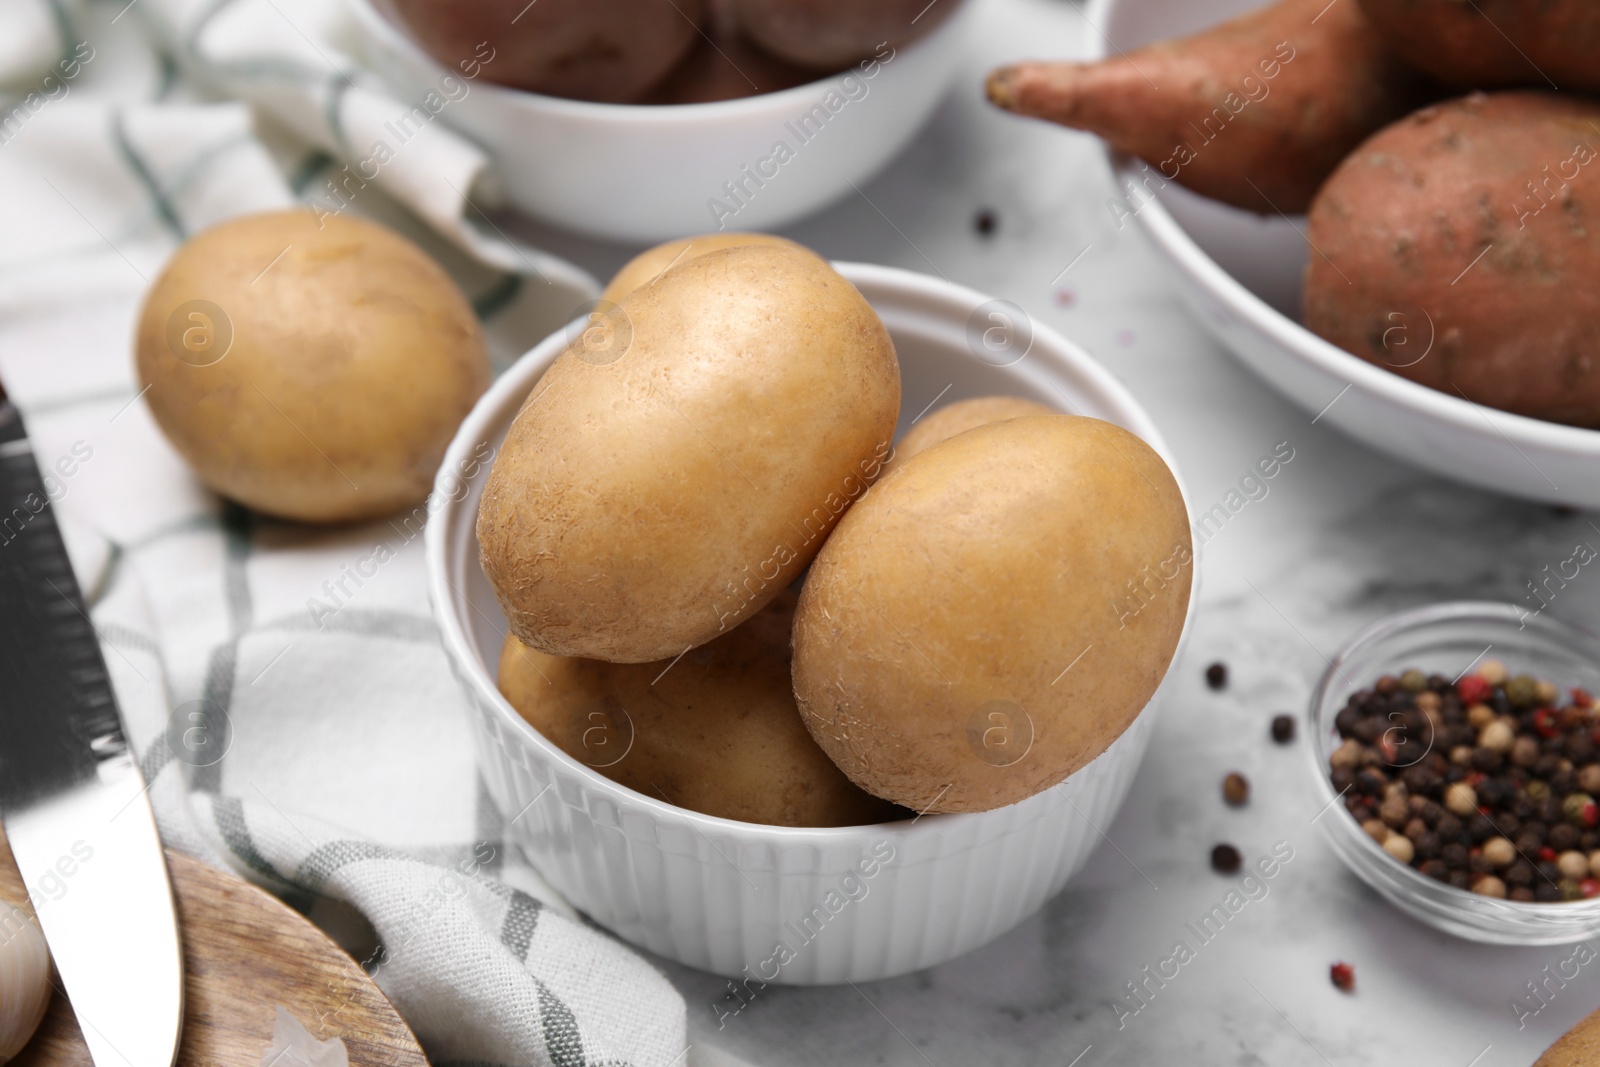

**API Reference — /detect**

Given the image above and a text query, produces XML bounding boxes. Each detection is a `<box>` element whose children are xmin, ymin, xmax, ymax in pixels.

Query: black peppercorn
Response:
<box><xmin>1353</xmin><ymin>718</ymin><xmax>1385</xmax><ymax>745</ymax></box>
<box><xmin>1414</xmin><ymin>831</ymin><xmax>1442</xmax><ymax>860</ymax></box>
<box><xmin>974</xmin><ymin>209</ymin><xmax>997</xmax><ymax>236</ymax></box>
<box><xmin>1447</xmin><ymin>870</ymin><xmax>1472</xmax><ymax>889</ymax></box>
<box><xmin>1271</xmin><ymin>715</ymin><xmax>1296</xmax><ymax>744</ymax></box>
<box><xmin>1537</xmin><ymin>883</ymin><xmax>1563</xmax><ymax>902</ymax></box>
<box><xmin>1472</xmin><ymin>748</ymin><xmax>1505</xmax><ymax>773</ymax></box>
<box><xmin>1441</xmin><ymin>843</ymin><xmax>1469</xmax><ymax>869</ymax></box>
<box><xmin>1550</xmin><ymin>823</ymin><xmax>1581</xmax><ymax>851</ymax></box>
<box><xmin>1211</xmin><ymin>843</ymin><xmax>1241</xmax><ymax>873</ymax></box>
<box><xmin>1205</xmin><ymin>663</ymin><xmax>1228</xmax><ymax>690</ymax></box>
<box><xmin>1507</xmin><ymin>862</ymin><xmax>1536</xmax><ymax>887</ymax></box>
<box><xmin>1419</xmin><ymin>859</ymin><xmax>1450</xmax><ymax>881</ymax></box>
<box><xmin>1356</xmin><ymin>770</ymin><xmax>1388</xmax><ymax>796</ymax></box>
<box><xmin>1435</xmin><ymin>813</ymin><xmax>1465</xmax><ymax>843</ymax></box>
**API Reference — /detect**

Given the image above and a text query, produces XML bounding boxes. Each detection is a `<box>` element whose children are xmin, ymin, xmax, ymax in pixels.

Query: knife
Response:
<box><xmin>0</xmin><ymin>387</ymin><xmax>183</xmax><ymax>1067</ymax></box>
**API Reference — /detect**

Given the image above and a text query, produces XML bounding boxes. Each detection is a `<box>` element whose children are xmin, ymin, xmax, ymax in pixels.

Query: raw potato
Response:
<box><xmin>1358</xmin><ymin>0</ymin><xmax>1600</xmax><ymax>92</ymax></box>
<box><xmin>1304</xmin><ymin>92</ymin><xmax>1600</xmax><ymax>428</ymax></box>
<box><xmin>727</xmin><ymin>0</ymin><xmax>956</xmax><ymax>68</ymax></box>
<box><xmin>1537</xmin><ymin>1003</ymin><xmax>1600</xmax><ymax>1066</ymax></box>
<box><xmin>498</xmin><ymin>591</ymin><xmax>905</xmax><ymax>826</ymax></box>
<box><xmin>792</xmin><ymin>415</ymin><xmax>1192</xmax><ymax>813</ymax></box>
<box><xmin>135</xmin><ymin>210</ymin><xmax>489</xmax><ymax>523</ymax></box>
<box><xmin>390</xmin><ymin>0</ymin><xmax>704</xmax><ymax>102</ymax></box>
<box><xmin>477</xmin><ymin>244</ymin><xmax>900</xmax><ymax>663</ymax></box>
<box><xmin>642</xmin><ymin>0</ymin><xmax>817</xmax><ymax>105</ymax></box>
<box><xmin>891</xmin><ymin>395</ymin><xmax>1055</xmax><ymax>468</ymax></box>
<box><xmin>600</xmin><ymin>232</ymin><xmax>804</xmax><ymax>305</ymax></box>
<box><xmin>986</xmin><ymin>0</ymin><xmax>1438</xmax><ymax>213</ymax></box>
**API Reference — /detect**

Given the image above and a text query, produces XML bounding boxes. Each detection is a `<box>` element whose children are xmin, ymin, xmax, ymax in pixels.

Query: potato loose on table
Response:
<box><xmin>477</xmin><ymin>243</ymin><xmax>900</xmax><ymax>663</ymax></box>
<box><xmin>135</xmin><ymin>210</ymin><xmax>489</xmax><ymax>524</ymax></box>
<box><xmin>498</xmin><ymin>591</ymin><xmax>903</xmax><ymax>827</ymax></box>
<box><xmin>792</xmin><ymin>415</ymin><xmax>1192</xmax><ymax>813</ymax></box>
<box><xmin>1304</xmin><ymin>92</ymin><xmax>1600</xmax><ymax>428</ymax></box>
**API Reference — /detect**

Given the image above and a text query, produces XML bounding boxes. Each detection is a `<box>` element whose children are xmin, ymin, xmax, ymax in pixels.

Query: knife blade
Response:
<box><xmin>0</xmin><ymin>392</ymin><xmax>183</xmax><ymax>1067</ymax></box>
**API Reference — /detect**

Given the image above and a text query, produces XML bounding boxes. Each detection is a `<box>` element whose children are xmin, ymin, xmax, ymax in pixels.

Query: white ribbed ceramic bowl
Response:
<box><xmin>425</xmin><ymin>263</ymin><xmax>1198</xmax><ymax>983</ymax></box>
<box><xmin>1087</xmin><ymin>0</ymin><xmax>1600</xmax><ymax>507</ymax></box>
<box><xmin>347</xmin><ymin>0</ymin><xmax>976</xmax><ymax>241</ymax></box>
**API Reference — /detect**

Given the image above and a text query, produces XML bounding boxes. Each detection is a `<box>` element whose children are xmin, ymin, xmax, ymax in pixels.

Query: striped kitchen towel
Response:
<box><xmin>0</xmin><ymin>1</ymin><xmax>692</xmax><ymax>1065</ymax></box>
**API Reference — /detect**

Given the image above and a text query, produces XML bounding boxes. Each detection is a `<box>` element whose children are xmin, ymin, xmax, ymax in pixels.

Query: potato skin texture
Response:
<box><xmin>1304</xmin><ymin>92</ymin><xmax>1600</xmax><ymax>428</ymax></box>
<box><xmin>498</xmin><ymin>591</ymin><xmax>904</xmax><ymax>827</ymax></box>
<box><xmin>477</xmin><ymin>244</ymin><xmax>900</xmax><ymax>663</ymax></box>
<box><xmin>986</xmin><ymin>0</ymin><xmax>1438</xmax><ymax>213</ymax></box>
<box><xmin>600</xmin><ymin>232</ymin><xmax>803</xmax><ymax>305</ymax></box>
<box><xmin>792</xmin><ymin>416</ymin><xmax>1192</xmax><ymax>814</ymax></box>
<box><xmin>1357</xmin><ymin>0</ymin><xmax>1600</xmax><ymax>92</ymax></box>
<box><xmin>391</xmin><ymin>0</ymin><xmax>703</xmax><ymax>102</ymax></box>
<box><xmin>890</xmin><ymin>395</ymin><xmax>1055</xmax><ymax>469</ymax></box>
<box><xmin>135</xmin><ymin>210</ymin><xmax>489</xmax><ymax>523</ymax></box>
<box><xmin>1537</xmin><ymin>1004</ymin><xmax>1600</xmax><ymax>1067</ymax></box>
<box><xmin>727</xmin><ymin>0</ymin><xmax>955</xmax><ymax>68</ymax></box>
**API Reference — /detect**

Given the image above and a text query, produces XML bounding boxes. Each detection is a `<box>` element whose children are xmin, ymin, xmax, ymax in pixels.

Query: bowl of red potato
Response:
<box><xmin>988</xmin><ymin>0</ymin><xmax>1600</xmax><ymax>507</ymax></box>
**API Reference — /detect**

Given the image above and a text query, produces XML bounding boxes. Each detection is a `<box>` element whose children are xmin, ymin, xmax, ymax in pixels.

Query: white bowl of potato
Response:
<box><xmin>346</xmin><ymin>0</ymin><xmax>977</xmax><ymax>241</ymax></box>
<box><xmin>426</xmin><ymin>251</ymin><xmax>1198</xmax><ymax>983</ymax></box>
<box><xmin>1070</xmin><ymin>0</ymin><xmax>1600</xmax><ymax>507</ymax></box>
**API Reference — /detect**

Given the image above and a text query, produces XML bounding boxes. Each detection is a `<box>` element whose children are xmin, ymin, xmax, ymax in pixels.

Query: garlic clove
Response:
<box><xmin>0</xmin><ymin>895</ymin><xmax>51</xmax><ymax>1065</ymax></box>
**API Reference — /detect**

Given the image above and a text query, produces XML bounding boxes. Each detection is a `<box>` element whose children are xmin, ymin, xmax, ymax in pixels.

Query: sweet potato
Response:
<box><xmin>985</xmin><ymin>0</ymin><xmax>1438</xmax><ymax>213</ymax></box>
<box><xmin>1536</xmin><ymin>1002</ymin><xmax>1600</xmax><ymax>1066</ymax></box>
<box><xmin>1358</xmin><ymin>0</ymin><xmax>1600</xmax><ymax>92</ymax></box>
<box><xmin>1304</xmin><ymin>92</ymin><xmax>1600</xmax><ymax>428</ymax></box>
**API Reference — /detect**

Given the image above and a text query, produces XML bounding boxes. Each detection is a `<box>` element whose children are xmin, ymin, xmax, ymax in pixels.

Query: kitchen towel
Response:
<box><xmin>0</xmin><ymin>1</ymin><xmax>693</xmax><ymax>1065</ymax></box>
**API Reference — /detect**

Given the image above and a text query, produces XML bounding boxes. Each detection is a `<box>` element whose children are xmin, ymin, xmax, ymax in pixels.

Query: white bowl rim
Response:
<box><xmin>425</xmin><ymin>259</ymin><xmax>1200</xmax><ymax>843</ymax></box>
<box><xmin>1082</xmin><ymin>0</ymin><xmax>1600</xmax><ymax>460</ymax></box>
<box><xmin>348</xmin><ymin>0</ymin><xmax>974</xmax><ymax>122</ymax></box>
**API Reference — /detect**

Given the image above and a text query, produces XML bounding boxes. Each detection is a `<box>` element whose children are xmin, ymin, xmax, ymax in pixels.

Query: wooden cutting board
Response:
<box><xmin>0</xmin><ymin>829</ymin><xmax>428</xmax><ymax>1067</ymax></box>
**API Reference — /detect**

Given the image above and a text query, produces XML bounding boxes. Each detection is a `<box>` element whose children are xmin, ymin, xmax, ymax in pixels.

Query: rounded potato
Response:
<box><xmin>1357</xmin><ymin>0</ymin><xmax>1600</xmax><ymax>92</ymax></box>
<box><xmin>135</xmin><ymin>210</ymin><xmax>489</xmax><ymax>523</ymax></box>
<box><xmin>727</xmin><ymin>0</ymin><xmax>956</xmax><ymax>68</ymax></box>
<box><xmin>477</xmin><ymin>244</ymin><xmax>900</xmax><ymax>663</ymax></box>
<box><xmin>641</xmin><ymin>0</ymin><xmax>817</xmax><ymax>105</ymax></box>
<box><xmin>793</xmin><ymin>416</ymin><xmax>1192</xmax><ymax>814</ymax></box>
<box><xmin>1305</xmin><ymin>92</ymin><xmax>1600</xmax><ymax>428</ymax></box>
<box><xmin>600</xmin><ymin>232</ymin><xmax>803</xmax><ymax>305</ymax></box>
<box><xmin>390</xmin><ymin>0</ymin><xmax>704</xmax><ymax>102</ymax></box>
<box><xmin>498</xmin><ymin>591</ymin><xmax>903</xmax><ymax>826</ymax></box>
<box><xmin>891</xmin><ymin>395</ymin><xmax>1055</xmax><ymax>468</ymax></box>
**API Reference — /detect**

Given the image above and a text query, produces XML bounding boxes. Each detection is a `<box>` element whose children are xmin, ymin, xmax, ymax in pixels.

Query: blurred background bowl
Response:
<box><xmin>349</xmin><ymin>0</ymin><xmax>977</xmax><ymax>242</ymax></box>
<box><xmin>1087</xmin><ymin>0</ymin><xmax>1600</xmax><ymax>508</ymax></box>
<box><xmin>425</xmin><ymin>262</ymin><xmax>1199</xmax><ymax>983</ymax></box>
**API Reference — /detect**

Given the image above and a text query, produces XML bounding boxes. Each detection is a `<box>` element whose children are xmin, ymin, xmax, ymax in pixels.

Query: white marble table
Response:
<box><xmin>512</xmin><ymin>2</ymin><xmax>1600</xmax><ymax>1063</ymax></box>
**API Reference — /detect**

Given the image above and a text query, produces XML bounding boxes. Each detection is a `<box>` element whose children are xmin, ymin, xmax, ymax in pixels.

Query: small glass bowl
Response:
<box><xmin>1309</xmin><ymin>601</ymin><xmax>1600</xmax><ymax>944</ymax></box>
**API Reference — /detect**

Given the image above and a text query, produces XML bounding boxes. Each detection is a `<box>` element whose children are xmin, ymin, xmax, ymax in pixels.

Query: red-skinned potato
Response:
<box><xmin>642</xmin><ymin>0</ymin><xmax>816</xmax><ymax>104</ymax></box>
<box><xmin>986</xmin><ymin>0</ymin><xmax>1439</xmax><ymax>213</ymax></box>
<box><xmin>727</xmin><ymin>0</ymin><xmax>956</xmax><ymax>68</ymax></box>
<box><xmin>1304</xmin><ymin>92</ymin><xmax>1600</xmax><ymax>428</ymax></box>
<box><xmin>1357</xmin><ymin>0</ymin><xmax>1600</xmax><ymax>93</ymax></box>
<box><xmin>389</xmin><ymin>0</ymin><xmax>704</xmax><ymax>102</ymax></box>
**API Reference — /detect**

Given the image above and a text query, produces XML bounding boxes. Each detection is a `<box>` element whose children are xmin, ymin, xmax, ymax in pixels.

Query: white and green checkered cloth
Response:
<box><xmin>0</xmin><ymin>2</ymin><xmax>693</xmax><ymax>1065</ymax></box>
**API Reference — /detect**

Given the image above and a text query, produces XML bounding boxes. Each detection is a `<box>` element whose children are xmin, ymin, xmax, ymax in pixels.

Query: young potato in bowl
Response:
<box><xmin>793</xmin><ymin>415</ymin><xmax>1192</xmax><ymax>814</ymax></box>
<box><xmin>889</xmin><ymin>395</ymin><xmax>1056</xmax><ymax>470</ymax></box>
<box><xmin>477</xmin><ymin>243</ymin><xmax>900</xmax><ymax>663</ymax></box>
<box><xmin>497</xmin><ymin>591</ymin><xmax>904</xmax><ymax>827</ymax></box>
<box><xmin>599</xmin><ymin>231</ymin><xmax>804</xmax><ymax>304</ymax></box>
